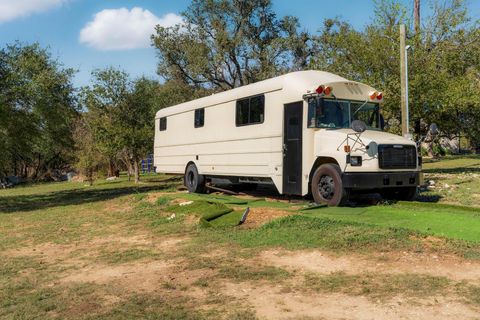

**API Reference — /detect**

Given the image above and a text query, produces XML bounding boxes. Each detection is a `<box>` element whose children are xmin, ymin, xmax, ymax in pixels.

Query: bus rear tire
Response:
<box><xmin>311</xmin><ymin>164</ymin><xmax>348</xmax><ymax>206</ymax></box>
<box><xmin>184</xmin><ymin>164</ymin><xmax>206</xmax><ymax>193</ymax></box>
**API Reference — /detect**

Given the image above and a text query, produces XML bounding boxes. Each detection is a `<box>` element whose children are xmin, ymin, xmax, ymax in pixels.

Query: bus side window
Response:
<box><xmin>236</xmin><ymin>95</ymin><xmax>265</xmax><ymax>126</ymax></box>
<box><xmin>159</xmin><ymin>117</ymin><xmax>167</xmax><ymax>131</ymax></box>
<box><xmin>194</xmin><ymin>108</ymin><xmax>204</xmax><ymax>128</ymax></box>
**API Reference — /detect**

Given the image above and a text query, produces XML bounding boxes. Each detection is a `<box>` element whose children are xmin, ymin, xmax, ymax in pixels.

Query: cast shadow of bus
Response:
<box><xmin>0</xmin><ymin>179</ymin><xmax>180</xmax><ymax>214</ymax></box>
<box><xmin>229</xmin><ymin>184</ymin><xmax>443</xmax><ymax>207</ymax></box>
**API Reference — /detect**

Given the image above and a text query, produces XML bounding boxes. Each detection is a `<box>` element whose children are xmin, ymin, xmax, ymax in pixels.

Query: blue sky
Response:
<box><xmin>1</xmin><ymin>0</ymin><xmax>478</xmax><ymax>88</ymax></box>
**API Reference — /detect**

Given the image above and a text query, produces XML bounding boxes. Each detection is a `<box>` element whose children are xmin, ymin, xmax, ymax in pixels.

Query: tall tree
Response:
<box><xmin>414</xmin><ymin>0</ymin><xmax>421</xmax><ymax>34</ymax></box>
<box><xmin>73</xmin><ymin>116</ymin><xmax>104</xmax><ymax>186</ymax></box>
<box><xmin>310</xmin><ymin>0</ymin><xmax>480</xmax><ymax>149</ymax></box>
<box><xmin>79</xmin><ymin>68</ymin><xmax>193</xmax><ymax>183</ymax></box>
<box><xmin>113</xmin><ymin>78</ymin><xmax>160</xmax><ymax>183</ymax></box>
<box><xmin>0</xmin><ymin>42</ymin><xmax>77</xmax><ymax>179</ymax></box>
<box><xmin>152</xmin><ymin>0</ymin><xmax>312</xmax><ymax>90</ymax></box>
<box><xmin>79</xmin><ymin>68</ymin><xmax>130</xmax><ymax>177</ymax></box>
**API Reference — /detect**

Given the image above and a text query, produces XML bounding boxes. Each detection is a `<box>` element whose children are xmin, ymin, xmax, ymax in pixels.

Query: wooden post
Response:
<box><xmin>400</xmin><ymin>24</ymin><xmax>408</xmax><ymax>137</ymax></box>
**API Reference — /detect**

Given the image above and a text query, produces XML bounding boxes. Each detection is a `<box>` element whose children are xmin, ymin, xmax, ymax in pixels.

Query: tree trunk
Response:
<box><xmin>126</xmin><ymin>160</ymin><xmax>133</xmax><ymax>181</ymax></box>
<box><xmin>87</xmin><ymin>168</ymin><xmax>94</xmax><ymax>186</ymax></box>
<box><xmin>108</xmin><ymin>159</ymin><xmax>115</xmax><ymax>177</ymax></box>
<box><xmin>133</xmin><ymin>159</ymin><xmax>140</xmax><ymax>184</ymax></box>
<box><xmin>414</xmin><ymin>0</ymin><xmax>421</xmax><ymax>34</ymax></box>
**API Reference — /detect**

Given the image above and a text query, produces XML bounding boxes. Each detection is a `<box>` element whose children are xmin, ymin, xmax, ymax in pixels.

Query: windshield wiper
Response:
<box><xmin>352</xmin><ymin>100</ymin><xmax>369</xmax><ymax>116</ymax></box>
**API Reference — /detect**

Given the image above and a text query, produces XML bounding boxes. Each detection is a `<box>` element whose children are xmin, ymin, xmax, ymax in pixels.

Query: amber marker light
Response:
<box><xmin>369</xmin><ymin>91</ymin><xmax>378</xmax><ymax>100</ymax></box>
<box><xmin>324</xmin><ymin>86</ymin><xmax>332</xmax><ymax>95</ymax></box>
<box><xmin>344</xmin><ymin>145</ymin><xmax>351</xmax><ymax>153</ymax></box>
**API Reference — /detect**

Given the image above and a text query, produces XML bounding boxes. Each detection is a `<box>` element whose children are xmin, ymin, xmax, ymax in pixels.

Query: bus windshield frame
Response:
<box><xmin>307</xmin><ymin>97</ymin><xmax>382</xmax><ymax>130</ymax></box>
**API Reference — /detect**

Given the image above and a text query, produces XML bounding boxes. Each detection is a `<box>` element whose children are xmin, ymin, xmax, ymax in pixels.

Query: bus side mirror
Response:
<box><xmin>351</xmin><ymin>120</ymin><xmax>367</xmax><ymax>133</ymax></box>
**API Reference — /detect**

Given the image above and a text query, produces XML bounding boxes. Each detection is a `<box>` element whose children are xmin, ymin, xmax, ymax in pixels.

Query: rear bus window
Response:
<box><xmin>159</xmin><ymin>117</ymin><xmax>167</xmax><ymax>131</ymax></box>
<box><xmin>236</xmin><ymin>95</ymin><xmax>265</xmax><ymax>126</ymax></box>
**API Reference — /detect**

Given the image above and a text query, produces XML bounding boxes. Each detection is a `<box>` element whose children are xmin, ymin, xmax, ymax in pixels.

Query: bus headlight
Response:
<box><xmin>348</xmin><ymin>155</ymin><xmax>362</xmax><ymax>166</ymax></box>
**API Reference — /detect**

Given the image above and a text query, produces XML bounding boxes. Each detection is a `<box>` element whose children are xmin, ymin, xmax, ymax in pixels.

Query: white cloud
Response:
<box><xmin>0</xmin><ymin>0</ymin><xmax>66</xmax><ymax>23</ymax></box>
<box><xmin>79</xmin><ymin>7</ymin><xmax>182</xmax><ymax>51</ymax></box>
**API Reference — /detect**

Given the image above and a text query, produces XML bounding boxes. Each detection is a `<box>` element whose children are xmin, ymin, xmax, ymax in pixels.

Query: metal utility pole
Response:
<box><xmin>400</xmin><ymin>24</ymin><xmax>408</xmax><ymax>137</ymax></box>
<box><xmin>414</xmin><ymin>0</ymin><xmax>421</xmax><ymax>34</ymax></box>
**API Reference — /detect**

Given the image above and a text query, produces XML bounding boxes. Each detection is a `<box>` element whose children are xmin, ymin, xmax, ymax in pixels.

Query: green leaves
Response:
<box><xmin>309</xmin><ymin>0</ymin><xmax>480</xmax><ymax>143</ymax></box>
<box><xmin>152</xmin><ymin>0</ymin><xmax>313</xmax><ymax>89</ymax></box>
<box><xmin>0</xmin><ymin>42</ymin><xmax>77</xmax><ymax>179</ymax></box>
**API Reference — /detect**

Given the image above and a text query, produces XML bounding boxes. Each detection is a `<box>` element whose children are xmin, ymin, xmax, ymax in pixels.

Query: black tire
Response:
<box><xmin>311</xmin><ymin>164</ymin><xmax>348</xmax><ymax>206</ymax></box>
<box><xmin>380</xmin><ymin>186</ymin><xmax>417</xmax><ymax>201</ymax></box>
<box><xmin>184</xmin><ymin>164</ymin><xmax>206</xmax><ymax>193</ymax></box>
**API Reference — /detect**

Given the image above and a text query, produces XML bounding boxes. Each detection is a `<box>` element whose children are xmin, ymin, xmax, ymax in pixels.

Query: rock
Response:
<box><xmin>106</xmin><ymin>176</ymin><xmax>118</xmax><ymax>181</ymax></box>
<box><xmin>179</xmin><ymin>201</ymin><xmax>193</xmax><ymax>206</ymax></box>
<box><xmin>167</xmin><ymin>213</ymin><xmax>176</xmax><ymax>220</ymax></box>
<box><xmin>444</xmin><ymin>183</ymin><xmax>450</xmax><ymax>188</ymax></box>
<box><xmin>428</xmin><ymin>180</ymin><xmax>435</xmax><ymax>186</ymax></box>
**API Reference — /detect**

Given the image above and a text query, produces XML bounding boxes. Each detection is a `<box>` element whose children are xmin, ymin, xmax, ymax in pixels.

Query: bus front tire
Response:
<box><xmin>184</xmin><ymin>164</ymin><xmax>206</xmax><ymax>193</ymax></box>
<box><xmin>311</xmin><ymin>164</ymin><xmax>348</xmax><ymax>206</ymax></box>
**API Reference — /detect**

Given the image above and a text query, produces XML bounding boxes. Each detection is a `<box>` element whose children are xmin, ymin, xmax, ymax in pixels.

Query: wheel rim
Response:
<box><xmin>318</xmin><ymin>175</ymin><xmax>335</xmax><ymax>200</ymax></box>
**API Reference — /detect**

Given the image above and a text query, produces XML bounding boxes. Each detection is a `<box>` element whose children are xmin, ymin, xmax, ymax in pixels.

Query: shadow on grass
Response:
<box><xmin>423</xmin><ymin>167</ymin><xmax>480</xmax><ymax>174</ymax></box>
<box><xmin>0</xmin><ymin>183</ymin><xmax>176</xmax><ymax>214</ymax></box>
<box><xmin>415</xmin><ymin>193</ymin><xmax>443</xmax><ymax>203</ymax></box>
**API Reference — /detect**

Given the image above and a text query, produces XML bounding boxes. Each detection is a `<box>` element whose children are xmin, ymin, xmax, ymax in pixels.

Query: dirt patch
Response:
<box><xmin>240</xmin><ymin>208</ymin><xmax>295</xmax><ymax>227</ymax></box>
<box><xmin>60</xmin><ymin>260</ymin><xmax>172</xmax><ymax>293</ymax></box>
<box><xmin>145</xmin><ymin>191</ymin><xmax>186</xmax><ymax>204</ymax></box>
<box><xmin>260</xmin><ymin>249</ymin><xmax>480</xmax><ymax>283</ymax></box>
<box><xmin>101</xmin><ymin>198</ymin><xmax>133</xmax><ymax>214</ymax></box>
<box><xmin>221</xmin><ymin>281</ymin><xmax>479</xmax><ymax>320</ymax></box>
<box><xmin>59</xmin><ymin>259</ymin><xmax>216</xmax><ymax>299</ymax></box>
<box><xmin>3</xmin><ymin>242</ymin><xmax>80</xmax><ymax>260</ymax></box>
<box><xmin>3</xmin><ymin>235</ymin><xmax>188</xmax><ymax>264</ymax></box>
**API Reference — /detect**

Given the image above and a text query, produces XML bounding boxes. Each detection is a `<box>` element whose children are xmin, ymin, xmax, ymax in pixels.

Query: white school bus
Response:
<box><xmin>154</xmin><ymin>70</ymin><xmax>421</xmax><ymax>206</ymax></box>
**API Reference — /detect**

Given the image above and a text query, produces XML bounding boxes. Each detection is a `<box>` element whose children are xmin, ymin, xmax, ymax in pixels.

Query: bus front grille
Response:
<box><xmin>378</xmin><ymin>144</ymin><xmax>417</xmax><ymax>169</ymax></box>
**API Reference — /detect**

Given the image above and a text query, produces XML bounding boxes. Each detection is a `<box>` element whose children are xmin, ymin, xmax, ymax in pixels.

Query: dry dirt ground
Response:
<box><xmin>4</xmin><ymin>219</ymin><xmax>480</xmax><ymax>319</ymax></box>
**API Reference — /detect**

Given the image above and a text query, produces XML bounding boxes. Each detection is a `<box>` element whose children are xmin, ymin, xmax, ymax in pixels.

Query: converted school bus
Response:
<box><xmin>154</xmin><ymin>70</ymin><xmax>422</xmax><ymax>206</ymax></box>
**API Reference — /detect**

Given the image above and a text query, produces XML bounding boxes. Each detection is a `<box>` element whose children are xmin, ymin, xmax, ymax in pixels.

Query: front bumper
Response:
<box><xmin>342</xmin><ymin>171</ymin><xmax>422</xmax><ymax>189</ymax></box>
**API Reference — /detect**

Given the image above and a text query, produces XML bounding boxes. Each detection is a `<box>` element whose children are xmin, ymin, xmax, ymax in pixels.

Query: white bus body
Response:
<box><xmin>154</xmin><ymin>70</ymin><xmax>421</xmax><ymax>205</ymax></box>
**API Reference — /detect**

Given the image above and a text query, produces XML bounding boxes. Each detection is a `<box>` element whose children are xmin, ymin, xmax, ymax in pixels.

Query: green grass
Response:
<box><xmin>302</xmin><ymin>202</ymin><xmax>480</xmax><ymax>242</ymax></box>
<box><xmin>421</xmin><ymin>154</ymin><xmax>480</xmax><ymax>207</ymax></box>
<box><xmin>304</xmin><ymin>272</ymin><xmax>450</xmax><ymax>301</ymax></box>
<box><xmin>218</xmin><ymin>264</ymin><xmax>290</xmax><ymax>282</ymax></box>
<box><xmin>201</xmin><ymin>215</ymin><xmax>421</xmax><ymax>252</ymax></box>
<box><xmin>96</xmin><ymin>248</ymin><xmax>162</xmax><ymax>265</ymax></box>
<box><xmin>423</xmin><ymin>154</ymin><xmax>480</xmax><ymax>174</ymax></box>
<box><xmin>1</xmin><ymin>156</ymin><xmax>480</xmax><ymax>318</ymax></box>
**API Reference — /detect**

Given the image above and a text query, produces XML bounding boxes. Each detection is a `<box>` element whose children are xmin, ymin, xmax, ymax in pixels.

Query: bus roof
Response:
<box><xmin>156</xmin><ymin>70</ymin><xmax>361</xmax><ymax>118</ymax></box>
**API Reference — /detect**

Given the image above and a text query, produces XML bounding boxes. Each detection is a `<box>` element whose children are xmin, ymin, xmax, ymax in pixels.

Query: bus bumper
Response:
<box><xmin>342</xmin><ymin>171</ymin><xmax>422</xmax><ymax>189</ymax></box>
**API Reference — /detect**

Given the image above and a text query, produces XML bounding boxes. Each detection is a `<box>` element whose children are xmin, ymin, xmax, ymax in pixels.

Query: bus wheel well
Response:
<box><xmin>308</xmin><ymin>157</ymin><xmax>340</xmax><ymax>185</ymax></box>
<box><xmin>184</xmin><ymin>161</ymin><xmax>196</xmax><ymax>174</ymax></box>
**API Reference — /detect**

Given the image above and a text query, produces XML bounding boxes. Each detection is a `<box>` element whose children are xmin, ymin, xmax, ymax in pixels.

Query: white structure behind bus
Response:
<box><xmin>154</xmin><ymin>70</ymin><xmax>421</xmax><ymax>206</ymax></box>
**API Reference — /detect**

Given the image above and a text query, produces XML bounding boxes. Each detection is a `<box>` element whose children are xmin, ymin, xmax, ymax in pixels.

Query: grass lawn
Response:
<box><xmin>420</xmin><ymin>154</ymin><xmax>480</xmax><ymax>207</ymax></box>
<box><xmin>0</xmin><ymin>156</ymin><xmax>479</xmax><ymax>319</ymax></box>
<box><xmin>302</xmin><ymin>202</ymin><xmax>480</xmax><ymax>242</ymax></box>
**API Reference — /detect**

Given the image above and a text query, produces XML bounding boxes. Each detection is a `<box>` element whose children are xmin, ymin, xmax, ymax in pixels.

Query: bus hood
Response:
<box><xmin>313</xmin><ymin>129</ymin><xmax>418</xmax><ymax>172</ymax></box>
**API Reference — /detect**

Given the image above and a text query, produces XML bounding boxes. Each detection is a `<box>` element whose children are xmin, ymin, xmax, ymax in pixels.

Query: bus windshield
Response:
<box><xmin>307</xmin><ymin>98</ymin><xmax>381</xmax><ymax>130</ymax></box>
